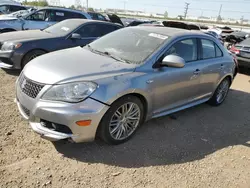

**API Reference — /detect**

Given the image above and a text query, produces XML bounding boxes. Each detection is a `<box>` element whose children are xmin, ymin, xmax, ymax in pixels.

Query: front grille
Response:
<box><xmin>19</xmin><ymin>75</ymin><xmax>44</xmax><ymax>98</ymax></box>
<box><xmin>20</xmin><ymin>103</ymin><xmax>30</xmax><ymax>117</ymax></box>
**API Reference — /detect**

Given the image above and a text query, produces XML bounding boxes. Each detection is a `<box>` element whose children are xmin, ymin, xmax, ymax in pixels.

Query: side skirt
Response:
<box><xmin>151</xmin><ymin>97</ymin><xmax>210</xmax><ymax>119</ymax></box>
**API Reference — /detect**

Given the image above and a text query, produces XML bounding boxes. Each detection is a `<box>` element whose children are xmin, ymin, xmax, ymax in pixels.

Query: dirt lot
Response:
<box><xmin>0</xmin><ymin>69</ymin><xmax>250</xmax><ymax>188</ymax></box>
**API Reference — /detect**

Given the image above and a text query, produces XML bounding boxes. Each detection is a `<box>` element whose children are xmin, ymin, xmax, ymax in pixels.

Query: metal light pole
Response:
<box><xmin>86</xmin><ymin>0</ymin><xmax>88</xmax><ymax>10</ymax></box>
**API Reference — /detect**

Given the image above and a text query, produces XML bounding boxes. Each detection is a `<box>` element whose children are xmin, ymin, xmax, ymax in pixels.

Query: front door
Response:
<box><xmin>150</xmin><ymin>38</ymin><xmax>206</xmax><ymax>116</ymax></box>
<box><xmin>23</xmin><ymin>9</ymin><xmax>56</xmax><ymax>30</ymax></box>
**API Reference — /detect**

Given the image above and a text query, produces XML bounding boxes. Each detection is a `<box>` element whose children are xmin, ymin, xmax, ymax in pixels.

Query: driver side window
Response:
<box><xmin>165</xmin><ymin>38</ymin><xmax>198</xmax><ymax>62</ymax></box>
<box><xmin>26</xmin><ymin>10</ymin><xmax>46</xmax><ymax>21</ymax></box>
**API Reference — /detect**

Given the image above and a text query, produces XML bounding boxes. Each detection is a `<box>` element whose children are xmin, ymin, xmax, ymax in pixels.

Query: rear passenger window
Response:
<box><xmin>215</xmin><ymin>45</ymin><xmax>223</xmax><ymax>57</ymax></box>
<box><xmin>99</xmin><ymin>24</ymin><xmax>120</xmax><ymax>36</ymax></box>
<box><xmin>54</xmin><ymin>11</ymin><xmax>86</xmax><ymax>22</ymax></box>
<box><xmin>166</xmin><ymin>39</ymin><xmax>197</xmax><ymax>62</ymax></box>
<box><xmin>201</xmin><ymin>39</ymin><xmax>215</xmax><ymax>59</ymax></box>
<box><xmin>76</xmin><ymin>24</ymin><xmax>101</xmax><ymax>37</ymax></box>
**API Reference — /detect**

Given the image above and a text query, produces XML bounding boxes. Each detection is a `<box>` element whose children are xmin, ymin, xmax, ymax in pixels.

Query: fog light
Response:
<box><xmin>76</xmin><ymin>120</ymin><xmax>92</xmax><ymax>126</ymax></box>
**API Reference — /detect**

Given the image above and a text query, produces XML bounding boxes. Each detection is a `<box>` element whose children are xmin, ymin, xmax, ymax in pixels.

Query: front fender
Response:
<box><xmin>90</xmin><ymin>72</ymin><xmax>154</xmax><ymax>119</ymax></box>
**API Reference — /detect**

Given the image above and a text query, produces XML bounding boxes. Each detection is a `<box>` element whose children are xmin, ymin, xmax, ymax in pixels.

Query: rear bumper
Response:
<box><xmin>236</xmin><ymin>56</ymin><xmax>250</xmax><ymax>68</ymax></box>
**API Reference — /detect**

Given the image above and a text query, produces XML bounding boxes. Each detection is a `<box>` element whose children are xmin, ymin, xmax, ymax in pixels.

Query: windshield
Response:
<box><xmin>44</xmin><ymin>19</ymin><xmax>80</xmax><ymax>35</ymax></box>
<box><xmin>88</xmin><ymin>27</ymin><xmax>168</xmax><ymax>64</ymax></box>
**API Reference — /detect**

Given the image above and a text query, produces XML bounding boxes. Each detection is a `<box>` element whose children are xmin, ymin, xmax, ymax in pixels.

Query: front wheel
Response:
<box><xmin>22</xmin><ymin>50</ymin><xmax>46</xmax><ymax>69</ymax></box>
<box><xmin>208</xmin><ymin>78</ymin><xmax>230</xmax><ymax>106</ymax></box>
<box><xmin>98</xmin><ymin>95</ymin><xmax>144</xmax><ymax>145</ymax></box>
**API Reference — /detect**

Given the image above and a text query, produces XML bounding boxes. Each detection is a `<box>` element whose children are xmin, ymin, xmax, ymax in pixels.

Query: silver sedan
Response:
<box><xmin>15</xmin><ymin>26</ymin><xmax>236</xmax><ymax>145</ymax></box>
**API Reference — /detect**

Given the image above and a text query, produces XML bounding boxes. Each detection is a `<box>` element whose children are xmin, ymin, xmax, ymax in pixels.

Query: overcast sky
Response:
<box><xmin>42</xmin><ymin>0</ymin><xmax>250</xmax><ymax>19</ymax></box>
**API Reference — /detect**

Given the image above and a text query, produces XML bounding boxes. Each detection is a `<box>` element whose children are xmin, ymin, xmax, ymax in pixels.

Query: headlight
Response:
<box><xmin>1</xmin><ymin>43</ymin><xmax>22</xmax><ymax>51</ymax></box>
<box><xmin>42</xmin><ymin>82</ymin><xmax>97</xmax><ymax>103</ymax></box>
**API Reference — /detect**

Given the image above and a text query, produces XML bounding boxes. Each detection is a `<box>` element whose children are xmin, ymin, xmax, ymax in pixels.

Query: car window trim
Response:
<box><xmin>65</xmin><ymin>22</ymin><xmax>103</xmax><ymax>39</ymax></box>
<box><xmin>154</xmin><ymin>37</ymin><xmax>199</xmax><ymax>66</ymax></box>
<box><xmin>199</xmin><ymin>38</ymin><xmax>224</xmax><ymax>60</ymax></box>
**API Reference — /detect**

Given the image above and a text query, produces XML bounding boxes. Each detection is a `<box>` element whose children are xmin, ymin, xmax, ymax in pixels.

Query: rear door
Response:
<box><xmin>198</xmin><ymin>38</ymin><xmax>225</xmax><ymax>96</ymax></box>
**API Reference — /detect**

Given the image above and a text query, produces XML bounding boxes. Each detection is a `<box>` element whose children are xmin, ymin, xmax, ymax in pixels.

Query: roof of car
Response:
<box><xmin>0</xmin><ymin>3</ymin><xmax>26</xmax><ymax>7</ymax></box>
<box><xmin>42</xmin><ymin>7</ymin><xmax>89</xmax><ymax>15</ymax></box>
<box><xmin>61</xmin><ymin>18</ymin><xmax>122</xmax><ymax>26</ymax></box>
<box><xmin>136</xmin><ymin>26</ymin><xmax>207</xmax><ymax>37</ymax></box>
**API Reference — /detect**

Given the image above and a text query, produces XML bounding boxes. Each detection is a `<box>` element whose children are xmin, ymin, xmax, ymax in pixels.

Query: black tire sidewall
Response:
<box><xmin>98</xmin><ymin>95</ymin><xmax>144</xmax><ymax>145</ymax></box>
<box><xmin>22</xmin><ymin>50</ymin><xmax>45</xmax><ymax>69</ymax></box>
<box><xmin>209</xmin><ymin>78</ymin><xmax>230</xmax><ymax>106</ymax></box>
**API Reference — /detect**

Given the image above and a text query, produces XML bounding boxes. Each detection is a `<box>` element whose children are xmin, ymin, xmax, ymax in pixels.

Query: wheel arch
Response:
<box><xmin>0</xmin><ymin>28</ymin><xmax>16</xmax><ymax>33</ymax></box>
<box><xmin>21</xmin><ymin>49</ymin><xmax>48</xmax><ymax>68</ymax></box>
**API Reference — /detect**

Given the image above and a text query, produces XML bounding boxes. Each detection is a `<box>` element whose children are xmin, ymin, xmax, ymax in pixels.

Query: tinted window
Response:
<box><xmin>9</xmin><ymin>5</ymin><xmax>26</xmax><ymax>12</ymax></box>
<box><xmin>88</xmin><ymin>12</ymin><xmax>106</xmax><ymax>21</ymax></box>
<box><xmin>76</xmin><ymin>24</ymin><xmax>101</xmax><ymax>37</ymax></box>
<box><xmin>0</xmin><ymin>5</ymin><xmax>9</xmax><ymax>14</ymax></box>
<box><xmin>201</xmin><ymin>39</ymin><xmax>215</xmax><ymax>59</ymax></box>
<box><xmin>166</xmin><ymin>39</ymin><xmax>197</xmax><ymax>62</ymax></box>
<box><xmin>99</xmin><ymin>24</ymin><xmax>120</xmax><ymax>36</ymax></box>
<box><xmin>215</xmin><ymin>44</ymin><xmax>223</xmax><ymax>57</ymax></box>
<box><xmin>61</xmin><ymin>11</ymin><xmax>86</xmax><ymax>20</ymax></box>
<box><xmin>53</xmin><ymin>10</ymin><xmax>66</xmax><ymax>21</ymax></box>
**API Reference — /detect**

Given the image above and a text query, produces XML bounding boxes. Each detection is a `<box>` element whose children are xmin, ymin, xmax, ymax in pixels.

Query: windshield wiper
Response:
<box><xmin>86</xmin><ymin>45</ymin><xmax>132</xmax><ymax>64</ymax></box>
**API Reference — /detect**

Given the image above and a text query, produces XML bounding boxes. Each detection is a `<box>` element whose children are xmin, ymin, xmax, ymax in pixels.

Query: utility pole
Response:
<box><xmin>86</xmin><ymin>0</ymin><xmax>88</xmax><ymax>10</ymax></box>
<box><xmin>217</xmin><ymin>4</ymin><xmax>222</xmax><ymax>22</ymax></box>
<box><xmin>184</xmin><ymin>2</ymin><xmax>190</xmax><ymax>19</ymax></box>
<box><xmin>121</xmin><ymin>1</ymin><xmax>127</xmax><ymax>12</ymax></box>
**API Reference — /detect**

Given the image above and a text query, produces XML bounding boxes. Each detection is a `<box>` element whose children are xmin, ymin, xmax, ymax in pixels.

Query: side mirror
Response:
<box><xmin>161</xmin><ymin>55</ymin><xmax>185</xmax><ymax>68</ymax></box>
<box><xmin>71</xmin><ymin>33</ymin><xmax>81</xmax><ymax>40</ymax></box>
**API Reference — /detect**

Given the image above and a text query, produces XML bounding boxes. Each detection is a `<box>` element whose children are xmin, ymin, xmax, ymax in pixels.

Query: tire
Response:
<box><xmin>208</xmin><ymin>77</ymin><xmax>230</xmax><ymax>106</ymax></box>
<box><xmin>98</xmin><ymin>95</ymin><xmax>144</xmax><ymax>145</ymax></box>
<box><xmin>22</xmin><ymin>50</ymin><xmax>46</xmax><ymax>69</ymax></box>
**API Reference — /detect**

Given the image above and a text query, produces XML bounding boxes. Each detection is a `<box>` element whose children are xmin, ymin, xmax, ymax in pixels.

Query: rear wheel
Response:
<box><xmin>98</xmin><ymin>95</ymin><xmax>144</xmax><ymax>145</ymax></box>
<box><xmin>208</xmin><ymin>78</ymin><xmax>230</xmax><ymax>106</ymax></box>
<box><xmin>22</xmin><ymin>50</ymin><xmax>46</xmax><ymax>69</ymax></box>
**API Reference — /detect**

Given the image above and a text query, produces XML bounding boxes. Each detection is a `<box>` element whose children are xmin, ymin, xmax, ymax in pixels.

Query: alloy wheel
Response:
<box><xmin>216</xmin><ymin>79</ymin><xmax>230</xmax><ymax>104</ymax></box>
<box><xmin>109</xmin><ymin>102</ymin><xmax>141</xmax><ymax>141</ymax></box>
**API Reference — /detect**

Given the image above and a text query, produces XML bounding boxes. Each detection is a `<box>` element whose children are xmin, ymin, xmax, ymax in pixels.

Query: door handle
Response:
<box><xmin>220</xmin><ymin>64</ymin><xmax>224</xmax><ymax>69</ymax></box>
<box><xmin>193</xmin><ymin>69</ymin><xmax>201</xmax><ymax>75</ymax></box>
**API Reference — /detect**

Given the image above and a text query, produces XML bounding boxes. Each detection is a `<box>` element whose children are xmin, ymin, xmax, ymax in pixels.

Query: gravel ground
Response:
<box><xmin>0</xmin><ymin>68</ymin><xmax>250</xmax><ymax>188</ymax></box>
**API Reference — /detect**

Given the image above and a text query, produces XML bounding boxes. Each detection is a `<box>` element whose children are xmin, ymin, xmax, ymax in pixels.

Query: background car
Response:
<box><xmin>230</xmin><ymin>38</ymin><xmax>250</xmax><ymax>69</ymax></box>
<box><xmin>0</xmin><ymin>19</ymin><xmax>122</xmax><ymax>70</ymax></box>
<box><xmin>0</xmin><ymin>3</ymin><xmax>27</xmax><ymax>15</ymax></box>
<box><xmin>16</xmin><ymin>27</ymin><xmax>235</xmax><ymax>145</ymax></box>
<box><xmin>0</xmin><ymin>7</ymin><xmax>92</xmax><ymax>33</ymax></box>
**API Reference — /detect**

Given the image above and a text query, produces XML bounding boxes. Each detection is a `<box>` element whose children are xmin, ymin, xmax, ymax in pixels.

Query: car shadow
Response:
<box><xmin>238</xmin><ymin>67</ymin><xmax>250</xmax><ymax>76</ymax></box>
<box><xmin>54</xmin><ymin>89</ymin><xmax>250</xmax><ymax>168</ymax></box>
<box><xmin>2</xmin><ymin>68</ymin><xmax>21</xmax><ymax>76</ymax></box>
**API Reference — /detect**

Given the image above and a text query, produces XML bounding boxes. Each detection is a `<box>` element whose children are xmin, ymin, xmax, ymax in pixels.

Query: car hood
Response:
<box><xmin>0</xmin><ymin>30</ymin><xmax>55</xmax><ymax>43</ymax></box>
<box><xmin>23</xmin><ymin>47</ymin><xmax>136</xmax><ymax>84</ymax></box>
